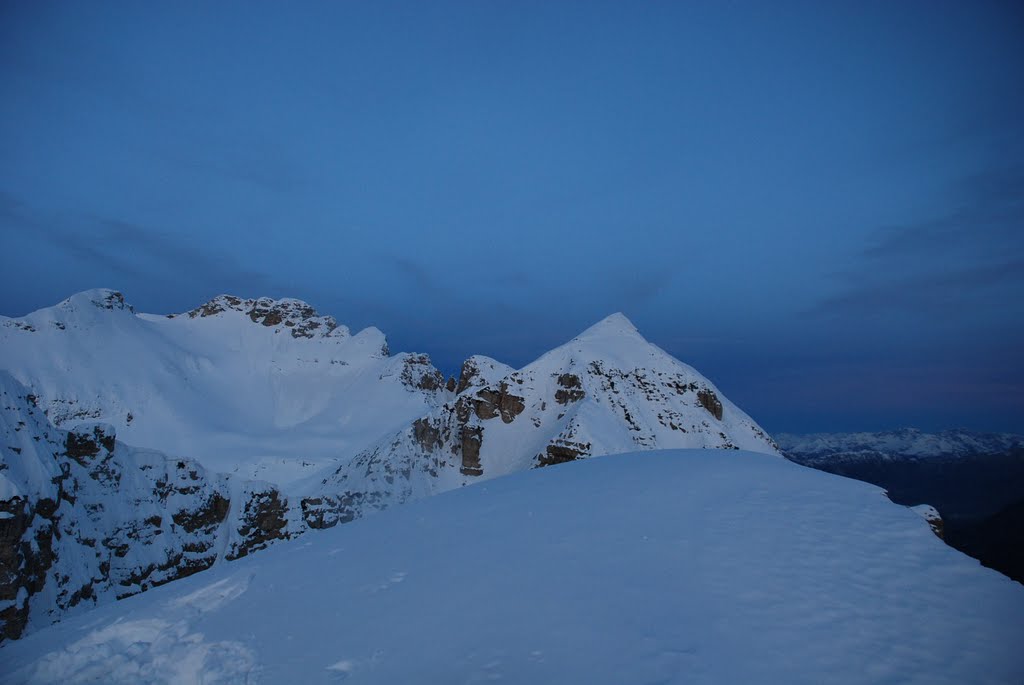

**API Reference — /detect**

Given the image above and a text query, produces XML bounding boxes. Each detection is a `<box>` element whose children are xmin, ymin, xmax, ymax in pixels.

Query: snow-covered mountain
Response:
<box><xmin>0</xmin><ymin>372</ymin><xmax>306</xmax><ymax>640</ymax></box>
<box><xmin>3</xmin><ymin>450</ymin><xmax>1022</xmax><ymax>684</ymax></box>
<box><xmin>1</xmin><ymin>291</ymin><xmax>778</xmax><ymax>641</ymax></box>
<box><xmin>302</xmin><ymin>313</ymin><xmax>778</xmax><ymax>528</ymax></box>
<box><xmin>0</xmin><ymin>289</ymin><xmax>449</xmax><ymax>485</ymax></box>
<box><xmin>777</xmin><ymin>428</ymin><xmax>1024</xmax><ymax>464</ymax></box>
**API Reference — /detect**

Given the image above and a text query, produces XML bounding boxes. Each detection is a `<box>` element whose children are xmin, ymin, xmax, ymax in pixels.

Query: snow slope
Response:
<box><xmin>0</xmin><ymin>290</ymin><xmax>449</xmax><ymax>485</ymax></box>
<box><xmin>302</xmin><ymin>313</ymin><xmax>777</xmax><ymax>527</ymax></box>
<box><xmin>2</xmin><ymin>449</ymin><xmax>1021</xmax><ymax>685</ymax></box>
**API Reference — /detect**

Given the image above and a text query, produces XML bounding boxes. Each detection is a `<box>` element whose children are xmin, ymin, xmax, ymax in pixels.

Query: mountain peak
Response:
<box><xmin>57</xmin><ymin>289</ymin><xmax>135</xmax><ymax>314</ymax></box>
<box><xmin>573</xmin><ymin>312</ymin><xmax>642</xmax><ymax>341</ymax></box>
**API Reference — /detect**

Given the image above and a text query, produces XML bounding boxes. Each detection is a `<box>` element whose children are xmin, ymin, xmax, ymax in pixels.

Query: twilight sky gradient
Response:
<box><xmin>2</xmin><ymin>1</ymin><xmax>1023</xmax><ymax>434</ymax></box>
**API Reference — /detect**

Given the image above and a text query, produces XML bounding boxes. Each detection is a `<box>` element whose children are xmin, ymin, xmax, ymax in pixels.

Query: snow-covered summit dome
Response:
<box><xmin>56</xmin><ymin>289</ymin><xmax>135</xmax><ymax>314</ymax></box>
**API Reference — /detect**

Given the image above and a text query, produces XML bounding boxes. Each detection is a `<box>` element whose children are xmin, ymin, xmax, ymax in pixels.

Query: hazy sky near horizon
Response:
<box><xmin>2</xmin><ymin>1</ymin><xmax>1023</xmax><ymax>434</ymax></box>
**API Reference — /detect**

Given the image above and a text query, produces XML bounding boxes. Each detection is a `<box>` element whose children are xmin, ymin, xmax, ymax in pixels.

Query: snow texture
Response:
<box><xmin>2</xmin><ymin>449</ymin><xmax>1021</xmax><ymax>684</ymax></box>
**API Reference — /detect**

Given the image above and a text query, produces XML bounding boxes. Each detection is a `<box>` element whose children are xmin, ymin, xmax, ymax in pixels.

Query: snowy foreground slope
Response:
<box><xmin>3</xmin><ymin>450</ymin><xmax>1022</xmax><ymax>685</ymax></box>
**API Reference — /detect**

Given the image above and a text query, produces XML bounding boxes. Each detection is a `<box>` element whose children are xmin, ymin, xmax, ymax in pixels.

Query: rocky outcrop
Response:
<box><xmin>226</xmin><ymin>486</ymin><xmax>292</xmax><ymax>560</ymax></box>
<box><xmin>0</xmin><ymin>374</ymin><xmax>306</xmax><ymax>642</ymax></box>
<box><xmin>460</xmin><ymin>425</ymin><xmax>484</xmax><ymax>476</ymax></box>
<box><xmin>536</xmin><ymin>439</ymin><xmax>591</xmax><ymax>468</ymax></box>
<box><xmin>554</xmin><ymin>373</ymin><xmax>585</xmax><ymax>405</ymax></box>
<box><xmin>473</xmin><ymin>382</ymin><xmax>526</xmax><ymax>424</ymax></box>
<box><xmin>182</xmin><ymin>295</ymin><xmax>341</xmax><ymax>339</ymax></box>
<box><xmin>697</xmin><ymin>389</ymin><xmax>723</xmax><ymax>421</ymax></box>
<box><xmin>455</xmin><ymin>356</ymin><xmax>515</xmax><ymax>395</ymax></box>
<box><xmin>400</xmin><ymin>354</ymin><xmax>446</xmax><ymax>392</ymax></box>
<box><xmin>91</xmin><ymin>290</ymin><xmax>133</xmax><ymax>312</ymax></box>
<box><xmin>911</xmin><ymin>505</ymin><xmax>945</xmax><ymax>540</ymax></box>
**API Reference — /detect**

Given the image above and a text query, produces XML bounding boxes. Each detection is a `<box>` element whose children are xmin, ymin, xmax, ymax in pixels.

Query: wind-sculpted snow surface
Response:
<box><xmin>3</xmin><ymin>450</ymin><xmax>1022</xmax><ymax>684</ymax></box>
<box><xmin>302</xmin><ymin>313</ymin><xmax>778</xmax><ymax>528</ymax></box>
<box><xmin>0</xmin><ymin>289</ymin><xmax>449</xmax><ymax>485</ymax></box>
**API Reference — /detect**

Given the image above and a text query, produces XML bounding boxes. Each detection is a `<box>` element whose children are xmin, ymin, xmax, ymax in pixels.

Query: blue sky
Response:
<box><xmin>2</xmin><ymin>1</ymin><xmax>1022</xmax><ymax>433</ymax></box>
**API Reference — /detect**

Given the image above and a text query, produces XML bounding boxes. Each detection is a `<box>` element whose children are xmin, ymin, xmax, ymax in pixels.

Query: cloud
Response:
<box><xmin>808</xmin><ymin>258</ymin><xmax>1024</xmax><ymax>317</ymax></box>
<box><xmin>0</xmin><ymin>190</ymin><xmax>286</xmax><ymax>304</ymax></box>
<box><xmin>386</xmin><ymin>255</ymin><xmax>447</xmax><ymax>297</ymax></box>
<box><xmin>612</xmin><ymin>266</ymin><xmax>675</xmax><ymax>312</ymax></box>
<box><xmin>156</xmin><ymin>141</ymin><xmax>308</xmax><ymax>196</ymax></box>
<box><xmin>809</xmin><ymin>163</ymin><xmax>1024</xmax><ymax>318</ymax></box>
<box><xmin>863</xmin><ymin>165</ymin><xmax>1024</xmax><ymax>261</ymax></box>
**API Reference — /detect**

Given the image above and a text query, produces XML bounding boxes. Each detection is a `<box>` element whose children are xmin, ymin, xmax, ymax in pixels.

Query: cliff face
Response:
<box><xmin>0</xmin><ymin>373</ymin><xmax>305</xmax><ymax>641</ymax></box>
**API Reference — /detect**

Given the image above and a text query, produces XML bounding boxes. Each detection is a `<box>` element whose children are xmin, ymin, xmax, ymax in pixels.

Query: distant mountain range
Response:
<box><xmin>0</xmin><ymin>290</ymin><xmax>777</xmax><ymax>639</ymax></box>
<box><xmin>778</xmin><ymin>428</ymin><xmax>1023</xmax><ymax>465</ymax></box>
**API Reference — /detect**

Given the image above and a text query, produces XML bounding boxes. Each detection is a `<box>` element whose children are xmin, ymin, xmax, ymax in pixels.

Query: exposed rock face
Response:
<box><xmin>412</xmin><ymin>417</ymin><xmax>442</xmax><ymax>453</ymax></box>
<box><xmin>455</xmin><ymin>356</ymin><xmax>515</xmax><ymax>395</ymax></box>
<box><xmin>0</xmin><ymin>374</ymin><xmax>306</xmax><ymax>641</ymax></box>
<box><xmin>226</xmin><ymin>487</ymin><xmax>292</xmax><ymax>560</ymax></box>
<box><xmin>460</xmin><ymin>426</ymin><xmax>484</xmax><ymax>476</ymax></box>
<box><xmin>909</xmin><ymin>504</ymin><xmax>945</xmax><ymax>539</ymax></box>
<box><xmin>555</xmin><ymin>373</ymin><xmax>585</xmax><ymax>405</ymax></box>
<box><xmin>697</xmin><ymin>389</ymin><xmax>724</xmax><ymax>421</ymax></box>
<box><xmin>400</xmin><ymin>354</ymin><xmax>446</xmax><ymax>392</ymax></box>
<box><xmin>473</xmin><ymin>382</ymin><xmax>526</xmax><ymax>424</ymax></box>
<box><xmin>183</xmin><ymin>295</ymin><xmax>341</xmax><ymax>339</ymax></box>
<box><xmin>536</xmin><ymin>439</ymin><xmax>591</xmax><ymax>468</ymax></box>
<box><xmin>91</xmin><ymin>291</ymin><xmax>133</xmax><ymax>312</ymax></box>
<box><xmin>301</xmin><ymin>490</ymin><xmax>385</xmax><ymax>530</ymax></box>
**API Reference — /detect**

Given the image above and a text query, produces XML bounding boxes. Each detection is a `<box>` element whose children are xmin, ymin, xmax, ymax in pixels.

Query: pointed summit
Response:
<box><xmin>573</xmin><ymin>312</ymin><xmax>643</xmax><ymax>342</ymax></box>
